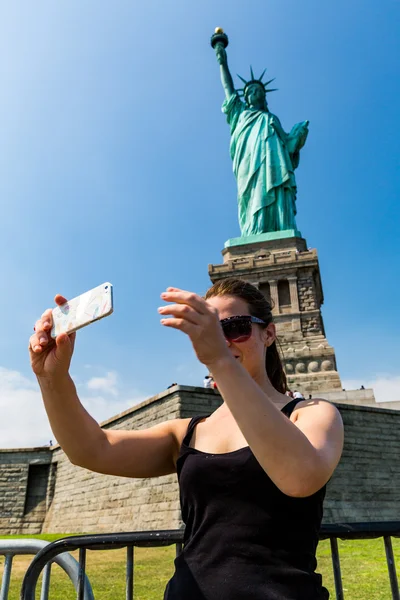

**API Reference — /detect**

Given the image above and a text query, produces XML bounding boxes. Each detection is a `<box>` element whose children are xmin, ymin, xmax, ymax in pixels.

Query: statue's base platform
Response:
<box><xmin>208</xmin><ymin>233</ymin><xmax>342</xmax><ymax>395</ymax></box>
<box><xmin>221</xmin><ymin>234</ymin><xmax>308</xmax><ymax>264</ymax></box>
<box><xmin>225</xmin><ymin>229</ymin><xmax>303</xmax><ymax>249</ymax></box>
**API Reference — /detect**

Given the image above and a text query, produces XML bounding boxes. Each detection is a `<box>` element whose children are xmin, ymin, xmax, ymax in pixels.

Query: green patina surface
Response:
<box><xmin>212</xmin><ymin>31</ymin><xmax>308</xmax><ymax>238</ymax></box>
<box><xmin>224</xmin><ymin>229</ymin><xmax>302</xmax><ymax>248</ymax></box>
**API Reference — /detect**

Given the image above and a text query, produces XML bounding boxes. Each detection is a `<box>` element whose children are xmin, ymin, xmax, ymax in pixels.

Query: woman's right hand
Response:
<box><xmin>29</xmin><ymin>294</ymin><xmax>76</xmax><ymax>381</ymax></box>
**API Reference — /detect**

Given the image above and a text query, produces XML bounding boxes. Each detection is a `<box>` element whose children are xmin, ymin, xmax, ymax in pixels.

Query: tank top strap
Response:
<box><xmin>281</xmin><ymin>398</ymin><xmax>304</xmax><ymax>417</ymax></box>
<box><xmin>182</xmin><ymin>415</ymin><xmax>210</xmax><ymax>447</ymax></box>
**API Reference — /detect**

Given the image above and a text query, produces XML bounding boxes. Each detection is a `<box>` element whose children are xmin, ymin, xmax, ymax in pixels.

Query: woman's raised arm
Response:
<box><xmin>29</xmin><ymin>297</ymin><xmax>187</xmax><ymax>478</ymax></box>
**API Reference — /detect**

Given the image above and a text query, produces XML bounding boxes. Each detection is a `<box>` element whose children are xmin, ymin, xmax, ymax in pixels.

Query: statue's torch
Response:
<box><xmin>210</xmin><ymin>27</ymin><xmax>229</xmax><ymax>54</ymax></box>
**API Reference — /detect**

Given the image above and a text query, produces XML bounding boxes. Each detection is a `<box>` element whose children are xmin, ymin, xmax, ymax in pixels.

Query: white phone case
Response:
<box><xmin>51</xmin><ymin>282</ymin><xmax>113</xmax><ymax>339</ymax></box>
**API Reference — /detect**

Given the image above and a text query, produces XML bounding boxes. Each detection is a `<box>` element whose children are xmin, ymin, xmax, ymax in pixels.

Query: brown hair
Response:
<box><xmin>204</xmin><ymin>278</ymin><xmax>287</xmax><ymax>394</ymax></box>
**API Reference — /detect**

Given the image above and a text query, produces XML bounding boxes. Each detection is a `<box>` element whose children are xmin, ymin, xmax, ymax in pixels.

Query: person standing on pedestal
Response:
<box><xmin>203</xmin><ymin>374</ymin><xmax>213</xmax><ymax>388</ymax></box>
<box><xmin>212</xmin><ymin>29</ymin><xmax>309</xmax><ymax>237</ymax></box>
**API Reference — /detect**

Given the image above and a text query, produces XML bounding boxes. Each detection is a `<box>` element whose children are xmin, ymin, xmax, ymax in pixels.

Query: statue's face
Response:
<box><xmin>245</xmin><ymin>84</ymin><xmax>266</xmax><ymax>110</ymax></box>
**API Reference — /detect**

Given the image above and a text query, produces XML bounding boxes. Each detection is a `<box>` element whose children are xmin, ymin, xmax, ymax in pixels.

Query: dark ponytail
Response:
<box><xmin>205</xmin><ymin>278</ymin><xmax>287</xmax><ymax>394</ymax></box>
<box><xmin>265</xmin><ymin>341</ymin><xmax>287</xmax><ymax>394</ymax></box>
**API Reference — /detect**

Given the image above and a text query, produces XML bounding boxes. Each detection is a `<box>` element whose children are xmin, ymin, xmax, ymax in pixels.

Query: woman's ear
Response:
<box><xmin>263</xmin><ymin>322</ymin><xmax>276</xmax><ymax>347</ymax></box>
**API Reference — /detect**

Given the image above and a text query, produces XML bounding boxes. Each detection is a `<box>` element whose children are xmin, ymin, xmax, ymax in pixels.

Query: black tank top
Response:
<box><xmin>164</xmin><ymin>399</ymin><xmax>329</xmax><ymax>600</ymax></box>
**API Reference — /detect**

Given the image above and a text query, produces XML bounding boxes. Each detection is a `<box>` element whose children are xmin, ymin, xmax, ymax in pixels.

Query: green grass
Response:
<box><xmin>1</xmin><ymin>534</ymin><xmax>399</xmax><ymax>599</ymax></box>
<box><xmin>318</xmin><ymin>538</ymin><xmax>399</xmax><ymax>599</ymax></box>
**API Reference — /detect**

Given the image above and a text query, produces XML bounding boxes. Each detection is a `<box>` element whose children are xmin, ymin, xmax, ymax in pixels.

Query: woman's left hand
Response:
<box><xmin>158</xmin><ymin>287</ymin><xmax>232</xmax><ymax>368</ymax></box>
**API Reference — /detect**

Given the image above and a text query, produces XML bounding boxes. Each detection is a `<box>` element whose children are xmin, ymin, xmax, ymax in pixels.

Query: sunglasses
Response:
<box><xmin>220</xmin><ymin>315</ymin><xmax>266</xmax><ymax>343</ymax></box>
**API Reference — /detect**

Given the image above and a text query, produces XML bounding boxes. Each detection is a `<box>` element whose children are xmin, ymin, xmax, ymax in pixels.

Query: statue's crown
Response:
<box><xmin>237</xmin><ymin>67</ymin><xmax>278</xmax><ymax>98</ymax></box>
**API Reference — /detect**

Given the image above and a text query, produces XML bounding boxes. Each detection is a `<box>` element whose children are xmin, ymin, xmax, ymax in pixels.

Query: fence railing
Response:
<box><xmin>319</xmin><ymin>522</ymin><xmax>400</xmax><ymax>600</ymax></box>
<box><xmin>20</xmin><ymin>522</ymin><xmax>400</xmax><ymax>600</ymax></box>
<box><xmin>0</xmin><ymin>539</ymin><xmax>94</xmax><ymax>600</ymax></box>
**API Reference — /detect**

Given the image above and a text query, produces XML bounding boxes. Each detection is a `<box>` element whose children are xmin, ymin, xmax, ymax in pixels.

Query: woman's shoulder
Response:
<box><xmin>289</xmin><ymin>398</ymin><xmax>342</xmax><ymax>425</ymax></box>
<box><xmin>168</xmin><ymin>417</ymin><xmax>192</xmax><ymax>439</ymax></box>
<box><xmin>291</xmin><ymin>397</ymin><xmax>339</xmax><ymax>411</ymax></box>
<box><xmin>170</xmin><ymin>416</ymin><xmax>213</xmax><ymax>450</ymax></box>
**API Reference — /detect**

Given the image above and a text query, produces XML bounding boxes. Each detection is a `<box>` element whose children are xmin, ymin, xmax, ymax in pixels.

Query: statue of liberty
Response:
<box><xmin>211</xmin><ymin>29</ymin><xmax>309</xmax><ymax>237</ymax></box>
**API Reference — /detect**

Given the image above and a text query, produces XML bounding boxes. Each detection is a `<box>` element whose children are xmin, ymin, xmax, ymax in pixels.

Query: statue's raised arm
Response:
<box><xmin>211</xmin><ymin>28</ymin><xmax>235</xmax><ymax>100</ymax></box>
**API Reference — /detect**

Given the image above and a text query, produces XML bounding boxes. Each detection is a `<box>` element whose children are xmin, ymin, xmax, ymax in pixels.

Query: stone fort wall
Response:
<box><xmin>0</xmin><ymin>447</ymin><xmax>51</xmax><ymax>535</ymax></box>
<box><xmin>1</xmin><ymin>386</ymin><xmax>400</xmax><ymax>534</ymax></box>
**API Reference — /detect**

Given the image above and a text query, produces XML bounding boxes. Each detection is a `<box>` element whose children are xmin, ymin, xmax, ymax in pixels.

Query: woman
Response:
<box><xmin>29</xmin><ymin>278</ymin><xmax>343</xmax><ymax>599</ymax></box>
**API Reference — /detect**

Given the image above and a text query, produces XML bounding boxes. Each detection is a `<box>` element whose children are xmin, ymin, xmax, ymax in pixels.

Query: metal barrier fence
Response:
<box><xmin>319</xmin><ymin>522</ymin><xmax>400</xmax><ymax>600</ymax></box>
<box><xmin>20</xmin><ymin>523</ymin><xmax>400</xmax><ymax>600</ymax></box>
<box><xmin>0</xmin><ymin>539</ymin><xmax>94</xmax><ymax>600</ymax></box>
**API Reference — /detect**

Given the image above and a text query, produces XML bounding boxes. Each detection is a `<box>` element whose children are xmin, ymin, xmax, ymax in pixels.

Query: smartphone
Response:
<box><xmin>51</xmin><ymin>282</ymin><xmax>113</xmax><ymax>339</ymax></box>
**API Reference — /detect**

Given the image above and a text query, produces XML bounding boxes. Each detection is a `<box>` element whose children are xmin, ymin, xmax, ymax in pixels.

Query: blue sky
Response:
<box><xmin>1</xmin><ymin>0</ymin><xmax>399</xmax><ymax>446</ymax></box>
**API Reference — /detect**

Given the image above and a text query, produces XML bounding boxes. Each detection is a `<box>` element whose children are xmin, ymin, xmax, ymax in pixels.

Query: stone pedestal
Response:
<box><xmin>208</xmin><ymin>236</ymin><xmax>342</xmax><ymax>395</ymax></box>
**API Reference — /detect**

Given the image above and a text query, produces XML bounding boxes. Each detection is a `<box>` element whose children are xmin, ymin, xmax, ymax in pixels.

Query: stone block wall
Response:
<box><xmin>42</xmin><ymin>389</ymin><xmax>183</xmax><ymax>533</ymax></box>
<box><xmin>43</xmin><ymin>387</ymin><xmax>222</xmax><ymax>533</ymax></box>
<box><xmin>3</xmin><ymin>387</ymin><xmax>400</xmax><ymax>534</ymax></box>
<box><xmin>300</xmin><ymin>314</ymin><xmax>323</xmax><ymax>337</ymax></box>
<box><xmin>0</xmin><ymin>448</ymin><xmax>51</xmax><ymax>535</ymax></box>
<box><xmin>325</xmin><ymin>403</ymin><xmax>400</xmax><ymax>522</ymax></box>
<box><xmin>43</xmin><ymin>459</ymin><xmax>180</xmax><ymax>533</ymax></box>
<box><xmin>178</xmin><ymin>387</ymin><xmax>222</xmax><ymax>419</ymax></box>
<box><xmin>42</xmin><ymin>389</ymin><xmax>400</xmax><ymax>530</ymax></box>
<box><xmin>297</xmin><ymin>271</ymin><xmax>318</xmax><ymax>313</ymax></box>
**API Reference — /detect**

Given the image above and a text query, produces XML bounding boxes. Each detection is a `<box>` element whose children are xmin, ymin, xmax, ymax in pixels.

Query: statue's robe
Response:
<box><xmin>222</xmin><ymin>94</ymin><xmax>308</xmax><ymax>236</ymax></box>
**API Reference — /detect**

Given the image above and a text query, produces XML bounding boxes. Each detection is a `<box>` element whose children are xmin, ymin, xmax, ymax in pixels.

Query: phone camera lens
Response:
<box><xmin>105</xmin><ymin>286</ymin><xmax>108</xmax><ymax>290</ymax></box>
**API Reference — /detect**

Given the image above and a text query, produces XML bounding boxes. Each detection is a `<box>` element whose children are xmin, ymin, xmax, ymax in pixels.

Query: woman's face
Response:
<box><xmin>207</xmin><ymin>294</ymin><xmax>276</xmax><ymax>381</ymax></box>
